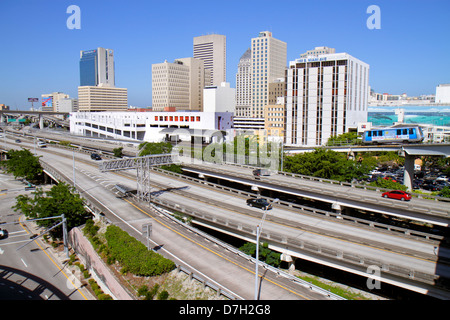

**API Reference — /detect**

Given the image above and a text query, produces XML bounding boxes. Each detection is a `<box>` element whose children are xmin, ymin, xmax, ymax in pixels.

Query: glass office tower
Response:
<box><xmin>79</xmin><ymin>48</ymin><xmax>115</xmax><ymax>87</ymax></box>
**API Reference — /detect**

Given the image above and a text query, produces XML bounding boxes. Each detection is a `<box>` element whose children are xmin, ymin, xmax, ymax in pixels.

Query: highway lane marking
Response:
<box><xmin>83</xmin><ymin>189</ymin><xmax>245</xmax><ymax>300</ymax></box>
<box><xmin>123</xmin><ymin>198</ymin><xmax>310</xmax><ymax>300</ymax></box>
<box><xmin>23</xmin><ymin>146</ymin><xmax>437</xmax><ymax>265</ymax></box>
<box><xmin>141</xmin><ymin>171</ymin><xmax>438</xmax><ymax>264</ymax></box>
<box><xmin>17</xmin><ymin>216</ymin><xmax>88</xmax><ymax>300</ymax></box>
<box><xmin>21</xmin><ymin>258</ymin><xmax>28</xmax><ymax>268</ymax></box>
<box><xmin>44</xmin><ymin>146</ymin><xmax>442</xmax><ymax>265</ymax></box>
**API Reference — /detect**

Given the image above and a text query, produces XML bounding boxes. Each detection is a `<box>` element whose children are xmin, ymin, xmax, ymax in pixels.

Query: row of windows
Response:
<box><xmin>154</xmin><ymin>115</ymin><xmax>201</xmax><ymax>122</ymax></box>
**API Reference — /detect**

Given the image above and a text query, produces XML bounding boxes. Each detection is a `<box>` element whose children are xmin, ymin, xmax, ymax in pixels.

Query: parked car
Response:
<box><xmin>422</xmin><ymin>182</ymin><xmax>439</xmax><ymax>191</ymax></box>
<box><xmin>246</xmin><ymin>198</ymin><xmax>273</xmax><ymax>210</ymax></box>
<box><xmin>91</xmin><ymin>153</ymin><xmax>102</xmax><ymax>160</ymax></box>
<box><xmin>252</xmin><ymin>168</ymin><xmax>270</xmax><ymax>177</ymax></box>
<box><xmin>381</xmin><ymin>190</ymin><xmax>412</xmax><ymax>201</ymax></box>
<box><xmin>0</xmin><ymin>228</ymin><xmax>8</xmax><ymax>239</ymax></box>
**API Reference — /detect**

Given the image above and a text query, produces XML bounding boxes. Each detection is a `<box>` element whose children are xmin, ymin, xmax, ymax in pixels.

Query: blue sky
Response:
<box><xmin>0</xmin><ymin>0</ymin><xmax>449</xmax><ymax>110</ymax></box>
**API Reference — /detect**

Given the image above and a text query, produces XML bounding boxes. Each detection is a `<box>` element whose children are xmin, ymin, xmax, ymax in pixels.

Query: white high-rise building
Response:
<box><xmin>235</xmin><ymin>48</ymin><xmax>252</xmax><ymax>117</ymax></box>
<box><xmin>251</xmin><ymin>31</ymin><xmax>287</xmax><ymax>118</ymax></box>
<box><xmin>193</xmin><ymin>34</ymin><xmax>226</xmax><ymax>87</ymax></box>
<box><xmin>285</xmin><ymin>51</ymin><xmax>369</xmax><ymax>147</ymax></box>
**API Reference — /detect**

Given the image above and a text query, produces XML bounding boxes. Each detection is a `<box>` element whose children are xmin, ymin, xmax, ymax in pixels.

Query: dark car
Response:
<box><xmin>422</xmin><ymin>182</ymin><xmax>439</xmax><ymax>191</ymax></box>
<box><xmin>0</xmin><ymin>228</ymin><xmax>8</xmax><ymax>239</ymax></box>
<box><xmin>381</xmin><ymin>190</ymin><xmax>412</xmax><ymax>201</ymax></box>
<box><xmin>246</xmin><ymin>198</ymin><xmax>273</xmax><ymax>210</ymax></box>
<box><xmin>15</xmin><ymin>139</ymin><xmax>21</xmax><ymax>143</ymax></box>
<box><xmin>252</xmin><ymin>168</ymin><xmax>270</xmax><ymax>177</ymax></box>
<box><xmin>91</xmin><ymin>153</ymin><xmax>102</xmax><ymax>160</ymax></box>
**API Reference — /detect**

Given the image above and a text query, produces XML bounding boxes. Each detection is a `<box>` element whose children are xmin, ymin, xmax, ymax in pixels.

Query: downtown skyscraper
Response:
<box><xmin>193</xmin><ymin>34</ymin><xmax>226</xmax><ymax>87</ymax></box>
<box><xmin>79</xmin><ymin>47</ymin><xmax>115</xmax><ymax>87</ymax></box>
<box><xmin>250</xmin><ymin>31</ymin><xmax>287</xmax><ymax>118</ymax></box>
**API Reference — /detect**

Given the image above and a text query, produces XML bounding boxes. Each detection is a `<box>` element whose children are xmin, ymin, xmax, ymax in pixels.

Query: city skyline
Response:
<box><xmin>1</xmin><ymin>0</ymin><xmax>449</xmax><ymax>110</ymax></box>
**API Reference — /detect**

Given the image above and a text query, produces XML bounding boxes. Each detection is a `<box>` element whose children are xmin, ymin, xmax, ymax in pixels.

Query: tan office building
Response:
<box><xmin>264</xmin><ymin>104</ymin><xmax>285</xmax><ymax>139</ymax></box>
<box><xmin>77</xmin><ymin>86</ymin><xmax>128</xmax><ymax>112</ymax></box>
<box><xmin>251</xmin><ymin>31</ymin><xmax>287</xmax><ymax>118</ymax></box>
<box><xmin>152</xmin><ymin>58</ymin><xmax>204</xmax><ymax>111</ymax></box>
<box><xmin>193</xmin><ymin>34</ymin><xmax>226</xmax><ymax>87</ymax></box>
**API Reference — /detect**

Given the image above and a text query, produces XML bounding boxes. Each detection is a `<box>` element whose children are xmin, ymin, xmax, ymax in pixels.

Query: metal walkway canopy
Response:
<box><xmin>99</xmin><ymin>153</ymin><xmax>178</xmax><ymax>172</ymax></box>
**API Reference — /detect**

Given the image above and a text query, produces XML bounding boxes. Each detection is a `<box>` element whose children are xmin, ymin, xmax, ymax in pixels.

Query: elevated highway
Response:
<box><xmin>179</xmin><ymin>157</ymin><xmax>450</xmax><ymax>228</ymax></box>
<box><xmin>2</xmin><ymin>137</ymin><xmax>340</xmax><ymax>300</ymax></box>
<box><xmin>4</xmin><ymin>133</ymin><xmax>450</xmax><ymax>298</ymax></box>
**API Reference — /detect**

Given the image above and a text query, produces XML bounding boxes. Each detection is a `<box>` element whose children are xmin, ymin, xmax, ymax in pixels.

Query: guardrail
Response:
<box><xmin>144</xmin><ymin>200</ymin><xmax>346</xmax><ymax>300</ymax></box>
<box><xmin>39</xmin><ymin>160</ymin><xmax>242</xmax><ymax>300</ymax></box>
<box><xmin>148</xmin><ymin>193</ymin><xmax>448</xmax><ymax>290</ymax></box>
<box><xmin>150</xmin><ymin>167</ymin><xmax>446</xmax><ymax>243</ymax></box>
<box><xmin>178</xmin><ymin>155</ymin><xmax>450</xmax><ymax>203</ymax></box>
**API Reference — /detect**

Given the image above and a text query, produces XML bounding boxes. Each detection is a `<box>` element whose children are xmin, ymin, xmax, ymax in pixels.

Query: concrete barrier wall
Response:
<box><xmin>68</xmin><ymin>227</ymin><xmax>134</xmax><ymax>300</ymax></box>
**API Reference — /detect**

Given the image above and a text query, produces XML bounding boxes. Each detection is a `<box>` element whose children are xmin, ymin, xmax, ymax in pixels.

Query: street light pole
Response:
<box><xmin>254</xmin><ymin>198</ymin><xmax>279</xmax><ymax>300</ymax></box>
<box><xmin>254</xmin><ymin>206</ymin><xmax>268</xmax><ymax>300</ymax></box>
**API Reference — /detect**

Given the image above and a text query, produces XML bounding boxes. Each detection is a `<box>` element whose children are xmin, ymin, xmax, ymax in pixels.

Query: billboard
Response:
<box><xmin>42</xmin><ymin>96</ymin><xmax>53</xmax><ymax>107</ymax></box>
<box><xmin>28</xmin><ymin>98</ymin><xmax>38</xmax><ymax>102</ymax></box>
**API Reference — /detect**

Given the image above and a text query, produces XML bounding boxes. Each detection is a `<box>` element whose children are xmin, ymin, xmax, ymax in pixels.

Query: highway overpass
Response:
<box><xmin>4</xmin><ymin>131</ymin><xmax>450</xmax><ymax>299</ymax></box>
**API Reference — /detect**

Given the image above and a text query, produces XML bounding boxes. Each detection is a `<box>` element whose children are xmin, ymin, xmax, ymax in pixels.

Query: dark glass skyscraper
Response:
<box><xmin>79</xmin><ymin>48</ymin><xmax>115</xmax><ymax>87</ymax></box>
<box><xmin>80</xmin><ymin>49</ymin><xmax>98</xmax><ymax>86</ymax></box>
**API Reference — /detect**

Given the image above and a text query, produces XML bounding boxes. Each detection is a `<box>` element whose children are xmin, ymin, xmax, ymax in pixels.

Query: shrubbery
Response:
<box><xmin>104</xmin><ymin>225</ymin><xmax>175</xmax><ymax>276</ymax></box>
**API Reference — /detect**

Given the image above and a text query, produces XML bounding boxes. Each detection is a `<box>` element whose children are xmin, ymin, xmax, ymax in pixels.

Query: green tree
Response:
<box><xmin>13</xmin><ymin>182</ymin><xmax>88</xmax><ymax>239</ymax></box>
<box><xmin>3</xmin><ymin>148</ymin><xmax>43</xmax><ymax>182</ymax></box>
<box><xmin>138</xmin><ymin>142</ymin><xmax>181</xmax><ymax>173</ymax></box>
<box><xmin>283</xmin><ymin>148</ymin><xmax>373</xmax><ymax>182</ymax></box>
<box><xmin>326</xmin><ymin>132</ymin><xmax>361</xmax><ymax>146</ymax></box>
<box><xmin>113</xmin><ymin>147</ymin><xmax>123</xmax><ymax>158</ymax></box>
<box><xmin>138</xmin><ymin>142</ymin><xmax>172</xmax><ymax>156</ymax></box>
<box><xmin>239</xmin><ymin>242</ymin><xmax>281</xmax><ymax>267</ymax></box>
<box><xmin>439</xmin><ymin>187</ymin><xmax>450</xmax><ymax>198</ymax></box>
<box><xmin>369</xmin><ymin>177</ymin><xmax>407</xmax><ymax>191</ymax></box>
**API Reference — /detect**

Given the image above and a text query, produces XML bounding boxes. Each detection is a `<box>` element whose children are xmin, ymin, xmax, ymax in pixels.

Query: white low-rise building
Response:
<box><xmin>70</xmin><ymin>111</ymin><xmax>233</xmax><ymax>143</ymax></box>
<box><xmin>436</xmin><ymin>84</ymin><xmax>450</xmax><ymax>104</ymax></box>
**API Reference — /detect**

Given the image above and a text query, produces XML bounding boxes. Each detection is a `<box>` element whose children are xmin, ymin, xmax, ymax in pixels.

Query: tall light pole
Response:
<box><xmin>254</xmin><ymin>198</ymin><xmax>279</xmax><ymax>300</ymax></box>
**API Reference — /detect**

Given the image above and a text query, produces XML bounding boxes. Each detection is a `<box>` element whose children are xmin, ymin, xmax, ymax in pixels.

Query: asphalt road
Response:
<box><xmin>3</xmin><ymin>134</ymin><xmax>450</xmax><ymax>299</ymax></box>
<box><xmin>0</xmin><ymin>173</ymin><xmax>89</xmax><ymax>300</ymax></box>
<box><xmin>3</xmin><ymin>136</ymin><xmax>332</xmax><ymax>300</ymax></box>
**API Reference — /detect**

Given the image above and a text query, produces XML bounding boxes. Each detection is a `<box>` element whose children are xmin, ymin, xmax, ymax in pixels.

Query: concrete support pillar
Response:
<box><xmin>39</xmin><ymin>115</ymin><xmax>44</xmax><ymax>129</ymax></box>
<box><xmin>403</xmin><ymin>153</ymin><xmax>415</xmax><ymax>192</ymax></box>
<box><xmin>281</xmin><ymin>253</ymin><xmax>296</xmax><ymax>274</ymax></box>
